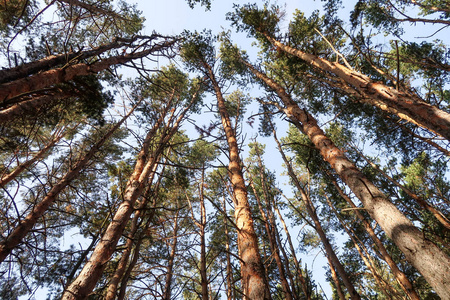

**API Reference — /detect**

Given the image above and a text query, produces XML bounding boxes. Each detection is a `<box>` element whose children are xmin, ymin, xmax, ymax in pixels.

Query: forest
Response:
<box><xmin>0</xmin><ymin>0</ymin><xmax>449</xmax><ymax>299</ymax></box>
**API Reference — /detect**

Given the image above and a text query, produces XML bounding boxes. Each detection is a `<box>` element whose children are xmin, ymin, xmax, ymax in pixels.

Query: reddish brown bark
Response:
<box><xmin>203</xmin><ymin>61</ymin><xmax>270</xmax><ymax>299</ymax></box>
<box><xmin>104</xmin><ymin>169</ymin><xmax>158</xmax><ymax>300</ymax></box>
<box><xmin>262</xmin><ymin>34</ymin><xmax>450</xmax><ymax>141</ymax></box>
<box><xmin>162</xmin><ymin>207</ymin><xmax>180</xmax><ymax>300</ymax></box>
<box><xmin>0</xmin><ymin>36</ymin><xmax>141</xmax><ymax>84</ymax></box>
<box><xmin>243</xmin><ymin>59</ymin><xmax>450</xmax><ymax>299</ymax></box>
<box><xmin>61</xmin><ymin>90</ymin><xmax>196</xmax><ymax>300</ymax></box>
<box><xmin>0</xmin><ymin>105</ymin><xmax>137</xmax><ymax>263</ymax></box>
<box><xmin>0</xmin><ymin>38</ymin><xmax>176</xmax><ymax>102</ymax></box>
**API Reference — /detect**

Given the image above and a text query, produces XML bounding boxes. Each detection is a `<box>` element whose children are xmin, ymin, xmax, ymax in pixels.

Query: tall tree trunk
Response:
<box><xmin>242</xmin><ymin>58</ymin><xmax>450</xmax><ymax>299</ymax></box>
<box><xmin>326</xmin><ymin>172</ymin><xmax>420</xmax><ymax>300</ymax></box>
<box><xmin>273</xmin><ymin>202</ymin><xmax>311</xmax><ymax>300</ymax></box>
<box><xmin>203</xmin><ymin>62</ymin><xmax>270</xmax><ymax>299</ymax></box>
<box><xmin>249</xmin><ymin>145</ymin><xmax>294</xmax><ymax>300</ymax></box>
<box><xmin>222</xmin><ymin>196</ymin><xmax>235</xmax><ymax>300</ymax></box>
<box><xmin>0</xmin><ymin>104</ymin><xmax>137</xmax><ymax>263</ymax></box>
<box><xmin>326</xmin><ymin>254</ymin><xmax>346</xmax><ymax>300</ymax></box>
<box><xmin>248</xmin><ymin>178</ymin><xmax>293</xmax><ymax>300</ymax></box>
<box><xmin>0</xmin><ymin>37</ymin><xmax>177</xmax><ymax>102</ymax></box>
<box><xmin>104</xmin><ymin>166</ymin><xmax>159</xmax><ymax>300</ymax></box>
<box><xmin>325</xmin><ymin>195</ymin><xmax>400</xmax><ymax>300</ymax></box>
<box><xmin>162</xmin><ymin>206</ymin><xmax>180</xmax><ymax>300</ymax></box>
<box><xmin>261</xmin><ymin>33</ymin><xmax>450</xmax><ymax>141</ymax></box>
<box><xmin>199</xmin><ymin>168</ymin><xmax>209</xmax><ymax>300</ymax></box>
<box><xmin>354</xmin><ymin>146</ymin><xmax>450</xmax><ymax>230</ymax></box>
<box><xmin>61</xmin><ymin>96</ymin><xmax>193</xmax><ymax>299</ymax></box>
<box><xmin>272</xmin><ymin>128</ymin><xmax>361</xmax><ymax>299</ymax></box>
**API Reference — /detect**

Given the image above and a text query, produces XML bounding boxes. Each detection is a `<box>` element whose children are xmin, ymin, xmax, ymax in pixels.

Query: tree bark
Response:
<box><xmin>203</xmin><ymin>61</ymin><xmax>271</xmax><ymax>299</ymax></box>
<box><xmin>104</xmin><ymin>168</ymin><xmax>158</xmax><ymax>300</ymax></box>
<box><xmin>243</xmin><ymin>58</ymin><xmax>450</xmax><ymax>299</ymax></box>
<box><xmin>61</xmin><ymin>94</ymin><xmax>193</xmax><ymax>299</ymax></box>
<box><xmin>261</xmin><ymin>33</ymin><xmax>450</xmax><ymax>141</ymax></box>
<box><xmin>0</xmin><ymin>125</ymin><xmax>68</xmax><ymax>187</ymax></box>
<box><xmin>326</xmin><ymin>172</ymin><xmax>420</xmax><ymax>300</ymax></box>
<box><xmin>272</xmin><ymin>128</ymin><xmax>360</xmax><ymax>299</ymax></box>
<box><xmin>0</xmin><ymin>37</ymin><xmax>177</xmax><ymax>103</ymax></box>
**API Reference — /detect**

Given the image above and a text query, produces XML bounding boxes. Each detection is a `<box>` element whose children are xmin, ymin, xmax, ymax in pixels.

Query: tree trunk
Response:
<box><xmin>61</xmin><ymin>96</ymin><xmax>193</xmax><ymax>299</ymax></box>
<box><xmin>0</xmin><ymin>36</ymin><xmax>145</xmax><ymax>84</ymax></box>
<box><xmin>204</xmin><ymin>62</ymin><xmax>270</xmax><ymax>299</ymax></box>
<box><xmin>104</xmin><ymin>168</ymin><xmax>158</xmax><ymax>300</ymax></box>
<box><xmin>272</xmin><ymin>128</ymin><xmax>361</xmax><ymax>299</ymax></box>
<box><xmin>0</xmin><ymin>104</ymin><xmax>137</xmax><ymax>263</ymax></box>
<box><xmin>0</xmin><ymin>125</ymin><xmax>68</xmax><ymax>187</ymax></box>
<box><xmin>243</xmin><ymin>59</ymin><xmax>450</xmax><ymax>299</ymax></box>
<box><xmin>273</xmin><ymin>202</ymin><xmax>311</xmax><ymax>300</ymax></box>
<box><xmin>326</xmin><ymin>172</ymin><xmax>420</xmax><ymax>300</ymax></box>
<box><xmin>262</xmin><ymin>33</ymin><xmax>450</xmax><ymax>141</ymax></box>
<box><xmin>248</xmin><ymin>178</ymin><xmax>293</xmax><ymax>300</ymax></box>
<box><xmin>162</xmin><ymin>207</ymin><xmax>180</xmax><ymax>300</ymax></box>
<box><xmin>0</xmin><ymin>38</ymin><xmax>177</xmax><ymax>102</ymax></box>
<box><xmin>327</xmin><ymin>254</ymin><xmax>346</xmax><ymax>300</ymax></box>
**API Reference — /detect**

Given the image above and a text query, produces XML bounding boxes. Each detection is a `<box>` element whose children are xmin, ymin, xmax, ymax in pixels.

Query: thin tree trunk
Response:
<box><xmin>0</xmin><ymin>104</ymin><xmax>137</xmax><ymax>263</ymax></box>
<box><xmin>162</xmin><ymin>206</ymin><xmax>180</xmax><ymax>300</ymax></box>
<box><xmin>272</xmin><ymin>127</ymin><xmax>361</xmax><ymax>299</ymax></box>
<box><xmin>273</xmin><ymin>203</ymin><xmax>311</xmax><ymax>300</ymax></box>
<box><xmin>261</xmin><ymin>33</ymin><xmax>450</xmax><ymax>141</ymax></box>
<box><xmin>326</xmin><ymin>254</ymin><xmax>346</xmax><ymax>300</ymax></box>
<box><xmin>325</xmin><ymin>194</ymin><xmax>399</xmax><ymax>300</ymax></box>
<box><xmin>199</xmin><ymin>168</ymin><xmax>209</xmax><ymax>300</ymax></box>
<box><xmin>0</xmin><ymin>38</ymin><xmax>177</xmax><ymax>102</ymax></box>
<box><xmin>0</xmin><ymin>125</ymin><xmax>69</xmax><ymax>187</ymax></box>
<box><xmin>203</xmin><ymin>61</ymin><xmax>270</xmax><ymax>299</ymax></box>
<box><xmin>354</xmin><ymin>146</ymin><xmax>450</xmax><ymax>230</ymax></box>
<box><xmin>242</xmin><ymin>58</ymin><xmax>450</xmax><ymax>299</ymax></box>
<box><xmin>248</xmin><ymin>178</ymin><xmax>293</xmax><ymax>300</ymax></box>
<box><xmin>223</xmin><ymin>196</ymin><xmax>234</xmax><ymax>300</ymax></box>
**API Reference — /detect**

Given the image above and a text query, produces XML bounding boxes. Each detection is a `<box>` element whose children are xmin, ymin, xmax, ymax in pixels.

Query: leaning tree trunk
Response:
<box><xmin>0</xmin><ymin>36</ymin><xmax>145</xmax><ymax>84</ymax></box>
<box><xmin>0</xmin><ymin>38</ymin><xmax>177</xmax><ymax>103</ymax></box>
<box><xmin>104</xmin><ymin>168</ymin><xmax>159</xmax><ymax>300</ymax></box>
<box><xmin>273</xmin><ymin>130</ymin><xmax>360</xmax><ymax>300</ymax></box>
<box><xmin>0</xmin><ymin>125</ymin><xmax>69</xmax><ymax>187</ymax></box>
<box><xmin>243</xmin><ymin>58</ymin><xmax>450</xmax><ymax>299</ymax></box>
<box><xmin>61</xmin><ymin>91</ymin><xmax>196</xmax><ymax>300</ymax></box>
<box><xmin>204</xmin><ymin>62</ymin><xmax>271</xmax><ymax>299</ymax></box>
<box><xmin>0</xmin><ymin>104</ymin><xmax>137</xmax><ymax>263</ymax></box>
<box><xmin>261</xmin><ymin>33</ymin><xmax>450</xmax><ymax>141</ymax></box>
<box><xmin>325</xmin><ymin>170</ymin><xmax>420</xmax><ymax>300</ymax></box>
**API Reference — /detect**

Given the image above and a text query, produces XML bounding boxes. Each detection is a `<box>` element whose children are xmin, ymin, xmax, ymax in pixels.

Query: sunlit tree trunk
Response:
<box><xmin>261</xmin><ymin>33</ymin><xmax>450</xmax><ymax>141</ymax></box>
<box><xmin>61</xmin><ymin>97</ymin><xmax>192</xmax><ymax>299</ymax></box>
<box><xmin>243</xmin><ymin>58</ymin><xmax>450</xmax><ymax>299</ymax></box>
<box><xmin>104</xmin><ymin>167</ymin><xmax>159</xmax><ymax>300</ymax></box>
<box><xmin>0</xmin><ymin>38</ymin><xmax>177</xmax><ymax>102</ymax></box>
<box><xmin>203</xmin><ymin>61</ymin><xmax>270</xmax><ymax>299</ymax></box>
